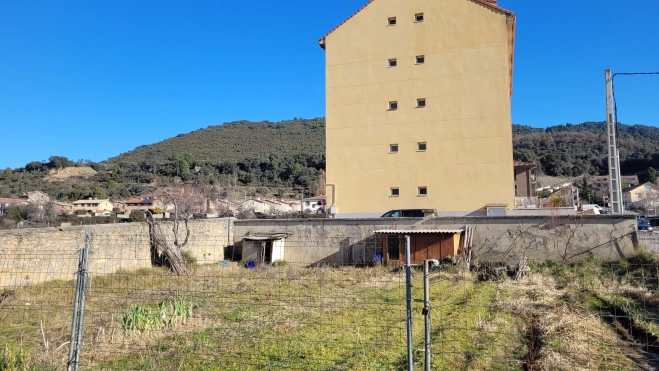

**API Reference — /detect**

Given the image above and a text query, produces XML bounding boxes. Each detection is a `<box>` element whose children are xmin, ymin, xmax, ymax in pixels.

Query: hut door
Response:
<box><xmin>262</xmin><ymin>241</ymin><xmax>274</xmax><ymax>263</ymax></box>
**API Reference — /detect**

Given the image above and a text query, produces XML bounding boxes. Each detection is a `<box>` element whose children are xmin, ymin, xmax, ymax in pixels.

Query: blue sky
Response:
<box><xmin>1</xmin><ymin>0</ymin><xmax>658</xmax><ymax>169</ymax></box>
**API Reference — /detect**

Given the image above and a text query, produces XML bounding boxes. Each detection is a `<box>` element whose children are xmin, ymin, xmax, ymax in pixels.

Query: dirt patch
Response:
<box><xmin>45</xmin><ymin>166</ymin><xmax>96</xmax><ymax>181</ymax></box>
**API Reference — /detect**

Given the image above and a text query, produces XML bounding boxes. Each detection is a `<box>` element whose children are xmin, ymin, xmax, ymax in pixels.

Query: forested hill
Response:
<box><xmin>109</xmin><ymin>118</ymin><xmax>325</xmax><ymax>164</ymax></box>
<box><xmin>512</xmin><ymin>122</ymin><xmax>659</xmax><ymax>178</ymax></box>
<box><xmin>3</xmin><ymin>118</ymin><xmax>659</xmax><ymax>201</ymax></box>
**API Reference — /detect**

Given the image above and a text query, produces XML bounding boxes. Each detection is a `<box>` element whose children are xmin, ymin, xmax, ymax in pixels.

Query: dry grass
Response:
<box><xmin>3</xmin><ymin>255</ymin><xmax>659</xmax><ymax>370</ymax></box>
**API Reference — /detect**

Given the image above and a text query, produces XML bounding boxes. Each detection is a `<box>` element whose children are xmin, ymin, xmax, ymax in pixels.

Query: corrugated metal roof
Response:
<box><xmin>243</xmin><ymin>233</ymin><xmax>292</xmax><ymax>241</ymax></box>
<box><xmin>374</xmin><ymin>229</ymin><xmax>464</xmax><ymax>234</ymax></box>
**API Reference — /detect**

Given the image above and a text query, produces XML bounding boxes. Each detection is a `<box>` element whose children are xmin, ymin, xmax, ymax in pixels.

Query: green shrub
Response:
<box><xmin>129</xmin><ymin>210</ymin><xmax>146</xmax><ymax>222</ymax></box>
<box><xmin>181</xmin><ymin>250</ymin><xmax>197</xmax><ymax>269</ymax></box>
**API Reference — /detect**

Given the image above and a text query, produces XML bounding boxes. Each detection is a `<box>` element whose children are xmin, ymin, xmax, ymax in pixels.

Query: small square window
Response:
<box><xmin>418</xmin><ymin>187</ymin><xmax>428</xmax><ymax>196</ymax></box>
<box><xmin>417</xmin><ymin>142</ymin><xmax>427</xmax><ymax>151</ymax></box>
<box><xmin>389</xmin><ymin>101</ymin><xmax>398</xmax><ymax>110</ymax></box>
<box><xmin>388</xmin><ymin>58</ymin><xmax>397</xmax><ymax>67</ymax></box>
<box><xmin>415</xmin><ymin>13</ymin><xmax>424</xmax><ymax>22</ymax></box>
<box><xmin>390</xmin><ymin>188</ymin><xmax>400</xmax><ymax>197</ymax></box>
<box><xmin>416</xmin><ymin>55</ymin><xmax>425</xmax><ymax>64</ymax></box>
<box><xmin>417</xmin><ymin>98</ymin><xmax>426</xmax><ymax>108</ymax></box>
<box><xmin>390</xmin><ymin>144</ymin><xmax>399</xmax><ymax>153</ymax></box>
<box><xmin>388</xmin><ymin>17</ymin><xmax>397</xmax><ymax>26</ymax></box>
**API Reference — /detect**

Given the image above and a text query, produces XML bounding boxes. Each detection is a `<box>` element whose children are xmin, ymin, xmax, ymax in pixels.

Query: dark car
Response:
<box><xmin>381</xmin><ymin>209</ymin><xmax>436</xmax><ymax>218</ymax></box>
<box><xmin>638</xmin><ymin>220</ymin><xmax>654</xmax><ymax>232</ymax></box>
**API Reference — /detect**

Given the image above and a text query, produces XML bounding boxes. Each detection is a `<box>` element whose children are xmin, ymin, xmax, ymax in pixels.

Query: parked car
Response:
<box><xmin>581</xmin><ymin>204</ymin><xmax>603</xmax><ymax>214</ymax></box>
<box><xmin>381</xmin><ymin>209</ymin><xmax>436</xmax><ymax>218</ymax></box>
<box><xmin>638</xmin><ymin>220</ymin><xmax>653</xmax><ymax>232</ymax></box>
<box><xmin>638</xmin><ymin>215</ymin><xmax>648</xmax><ymax>221</ymax></box>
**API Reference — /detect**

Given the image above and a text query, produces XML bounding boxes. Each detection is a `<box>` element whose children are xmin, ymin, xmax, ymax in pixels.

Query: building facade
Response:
<box><xmin>21</xmin><ymin>191</ymin><xmax>50</xmax><ymax>204</ymax></box>
<box><xmin>591</xmin><ymin>175</ymin><xmax>639</xmax><ymax>200</ymax></box>
<box><xmin>321</xmin><ymin>0</ymin><xmax>516</xmax><ymax>216</ymax></box>
<box><xmin>513</xmin><ymin>161</ymin><xmax>536</xmax><ymax>198</ymax></box>
<box><xmin>72</xmin><ymin>199</ymin><xmax>114</xmax><ymax>213</ymax></box>
<box><xmin>623</xmin><ymin>183</ymin><xmax>659</xmax><ymax>205</ymax></box>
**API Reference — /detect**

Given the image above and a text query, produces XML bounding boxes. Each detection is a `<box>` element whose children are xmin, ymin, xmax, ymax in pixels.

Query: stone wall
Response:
<box><xmin>423</xmin><ymin>215</ymin><xmax>637</xmax><ymax>263</ymax></box>
<box><xmin>233</xmin><ymin>218</ymin><xmax>421</xmax><ymax>265</ymax></box>
<box><xmin>0</xmin><ymin>218</ymin><xmax>234</xmax><ymax>287</ymax></box>
<box><xmin>638</xmin><ymin>232</ymin><xmax>659</xmax><ymax>254</ymax></box>
<box><xmin>234</xmin><ymin>215</ymin><xmax>638</xmax><ymax>266</ymax></box>
<box><xmin>0</xmin><ymin>215</ymin><xmax>639</xmax><ymax>287</ymax></box>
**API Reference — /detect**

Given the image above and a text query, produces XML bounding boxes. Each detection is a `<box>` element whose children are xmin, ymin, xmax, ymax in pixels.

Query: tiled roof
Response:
<box><xmin>513</xmin><ymin>161</ymin><xmax>535</xmax><ymax>168</ymax></box>
<box><xmin>72</xmin><ymin>199</ymin><xmax>110</xmax><ymax>204</ymax></box>
<box><xmin>374</xmin><ymin>229</ymin><xmax>464</xmax><ymax>234</ymax></box>
<box><xmin>0</xmin><ymin>198</ymin><xmax>26</xmax><ymax>204</ymax></box>
<box><xmin>622</xmin><ymin>182</ymin><xmax>659</xmax><ymax>193</ymax></box>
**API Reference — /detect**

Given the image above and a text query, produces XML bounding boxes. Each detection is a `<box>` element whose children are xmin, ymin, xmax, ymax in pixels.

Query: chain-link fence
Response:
<box><xmin>2</xmin><ymin>229</ymin><xmax>658</xmax><ymax>370</ymax></box>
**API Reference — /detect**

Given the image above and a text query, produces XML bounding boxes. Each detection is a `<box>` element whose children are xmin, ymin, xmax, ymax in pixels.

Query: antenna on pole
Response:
<box><xmin>605</xmin><ymin>69</ymin><xmax>623</xmax><ymax>214</ymax></box>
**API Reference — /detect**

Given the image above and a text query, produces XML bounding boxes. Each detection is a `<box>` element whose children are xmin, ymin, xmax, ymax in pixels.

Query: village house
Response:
<box><xmin>20</xmin><ymin>191</ymin><xmax>50</xmax><ymax>204</ymax></box>
<box><xmin>241</xmin><ymin>199</ymin><xmax>270</xmax><ymax>214</ymax></box>
<box><xmin>591</xmin><ymin>175</ymin><xmax>640</xmax><ymax>200</ymax></box>
<box><xmin>216</xmin><ymin>199</ymin><xmax>241</xmax><ymax>215</ymax></box>
<box><xmin>0</xmin><ymin>198</ymin><xmax>29</xmax><ymax>217</ymax></box>
<box><xmin>112</xmin><ymin>201</ymin><xmax>126</xmax><ymax>213</ymax></box>
<box><xmin>264</xmin><ymin>200</ymin><xmax>292</xmax><ymax>214</ymax></box>
<box><xmin>301</xmin><ymin>195</ymin><xmax>326</xmax><ymax>214</ymax></box>
<box><xmin>124</xmin><ymin>198</ymin><xmax>161</xmax><ymax>214</ymax></box>
<box><xmin>72</xmin><ymin>199</ymin><xmax>114</xmax><ymax>213</ymax></box>
<box><xmin>321</xmin><ymin>0</ymin><xmax>517</xmax><ymax>216</ymax></box>
<box><xmin>514</xmin><ymin>162</ymin><xmax>537</xmax><ymax>198</ymax></box>
<box><xmin>94</xmin><ymin>210</ymin><xmax>112</xmax><ymax>217</ymax></box>
<box><xmin>52</xmin><ymin>201</ymin><xmax>73</xmax><ymax>215</ymax></box>
<box><xmin>623</xmin><ymin>183</ymin><xmax>659</xmax><ymax>206</ymax></box>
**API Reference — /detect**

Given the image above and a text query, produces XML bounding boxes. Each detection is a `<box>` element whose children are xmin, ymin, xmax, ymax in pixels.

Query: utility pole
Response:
<box><xmin>605</xmin><ymin>69</ymin><xmax>624</xmax><ymax>214</ymax></box>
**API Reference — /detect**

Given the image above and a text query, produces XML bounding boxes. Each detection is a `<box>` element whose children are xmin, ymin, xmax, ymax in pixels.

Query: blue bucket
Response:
<box><xmin>246</xmin><ymin>261</ymin><xmax>257</xmax><ymax>269</ymax></box>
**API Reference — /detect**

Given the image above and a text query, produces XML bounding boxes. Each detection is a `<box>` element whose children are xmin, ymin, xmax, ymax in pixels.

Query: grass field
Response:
<box><xmin>2</xmin><ymin>249</ymin><xmax>659</xmax><ymax>370</ymax></box>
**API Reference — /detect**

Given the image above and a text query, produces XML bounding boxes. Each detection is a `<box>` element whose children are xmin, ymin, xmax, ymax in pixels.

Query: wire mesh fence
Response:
<box><xmin>2</xmin><ymin>228</ymin><xmax>659</xmax><ymax>370</ymax></box>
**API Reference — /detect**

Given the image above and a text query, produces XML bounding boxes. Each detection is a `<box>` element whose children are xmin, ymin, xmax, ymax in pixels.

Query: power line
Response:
<box><xmin>609</xmin><ymin>72</ymin><xmax>659</xmax><ymax>148</ymax></box>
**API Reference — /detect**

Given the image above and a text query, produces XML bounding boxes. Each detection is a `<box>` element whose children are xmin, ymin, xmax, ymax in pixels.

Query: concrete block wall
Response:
<box><xmin>423</xmin><ymin>216</ymin><xmax>637</xmax><ymax>263</ymax></box>
<box><xmin>638</xmin><ymin>232</ymin><xmax>659</xmax><ymax>254</ymax></box>
<box><xmin>234</xmin><ymin>218</ymin><xmax>421</xmax><ymax>265</ymax></box>
<box><xmin>234</xmin><ymin>216</ymin><xmax>638</xmax><ymax>266</ymax></box>
<box><xmin>0</xmin><ymin>218</ymin><xmax>234</xmax><ymax>287</ymax></box>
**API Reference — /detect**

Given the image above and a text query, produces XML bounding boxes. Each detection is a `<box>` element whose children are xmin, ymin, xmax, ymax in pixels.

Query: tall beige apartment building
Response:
<box><xmin>320</xmin><ymin>0</ymin><xmax>517</xmax><ymax>216</ymax></box>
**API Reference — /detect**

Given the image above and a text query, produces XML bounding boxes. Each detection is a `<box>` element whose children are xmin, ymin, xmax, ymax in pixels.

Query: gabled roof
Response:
<box><xmin>318</xmin><ymin>0</ymin><xmax>514</xmax><ymax>48</ymax></box>
<box><xmin>318</xmin><ymin>0</ymin><xmax>516</xmax><ymax>96</ymax></box>
<box><xmin>622</xmin><ymin>182</ymin><xmax>659</xmax><ymax>193</ymax></box>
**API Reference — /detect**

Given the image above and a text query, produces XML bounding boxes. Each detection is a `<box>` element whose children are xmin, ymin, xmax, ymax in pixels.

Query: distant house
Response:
<box><xmin>513</xmin><ymin>161</ymin><xmax>537</xmax><ymax>198</ymax></box>
<box><xmin>94</xmin><ymin>210</ymin><xmax>112</xmax><ymax>217</ymax></box>
<box><xmin>112</xmin><ymin>201</ymin><xmax>126</xmax><ymax>213</ymax></box>
<box><xmin>301</xmin><ymin>195</ymin><xmax>326</xmax><ymax>214</ymax></box>
<box><xmin>72</xmin><ymin>199</ymin><xmax>114</xmax><ymax>213</ymax></box>
<box><xmin>242</xmin><ymin>199</ymin><xmax>270</xmax><ymax>214</ymax></box>
<box><xmin>592</xmin><ymin>175</ymin><xmax>639</xmax><ymax>200</ymax></box>
<box><xmin>623</xmin><ymin>183</ymin><xmax>659</xmax><ymax>205</ymax></box>
<box><xmin>53</xmin><ymin>201</ymin><xmax>73</xmax><ymax>215</ymax></box>
<box><xmin>125</xmin><ymin>198</ymin><xmax>164</xmax><ymax>213</ymax></box>
<box><xmin>264</xmin><ymin>200</ymin><xmax>292</xmax><ymax>214</ymax></box>
<box><xmin>284</xmin><ymin>201</ymin><xmax>301</xmax><ymax>213</ymax></box>
<box><xmin>20</xmin><ymin>191</ymin><xmax>50</xmax><ymax>204</ymax></box>
<box><xmin>0</xmin><ymin>198</ymin><xmax>29</xmax><ymax>216</ymax></box>
<box><xmin>217</xmin><ymin>199</ymin><xmax>240</xmax><ymax>214</ymax></box>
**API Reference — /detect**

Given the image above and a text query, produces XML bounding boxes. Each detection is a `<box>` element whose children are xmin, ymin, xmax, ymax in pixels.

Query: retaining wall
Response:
<box><xmin>0</xmin><ymin>218</ymin><xmax>234</xmax><ymax>287</ymax></box>
<box><xmin>235</xmin><ymin>215</ymin><xmax>638</xmax><ymax>266</ymax></box>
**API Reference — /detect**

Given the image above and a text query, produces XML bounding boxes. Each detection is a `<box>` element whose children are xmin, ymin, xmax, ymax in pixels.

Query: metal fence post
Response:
<box><xmin>405</xmin><ymin>235</ymin><xmax>413</xmax><ymax>371</ymax></box>
<box><xmin>423</xmin><ymin>260</ymin><xmax>431</xmax><ymax>371</ymax></box>
<box><xmin>68</xmin><ymin>234</ymin><xmax>90</xmax><ymax>371</ymax></box>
